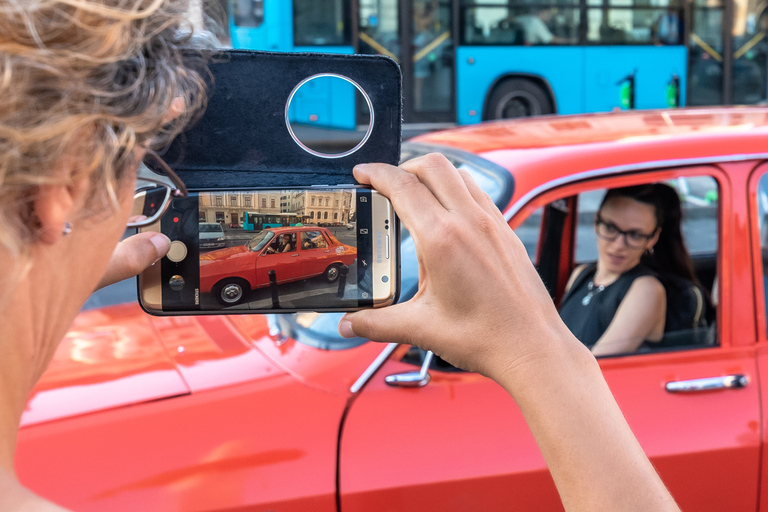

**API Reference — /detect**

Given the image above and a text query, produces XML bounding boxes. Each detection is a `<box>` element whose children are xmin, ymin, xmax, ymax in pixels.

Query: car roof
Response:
<box><xmin>409</xmin><ymin>107</ymin><xmax>768</xmax><ymax>205</ymax></box>
<box><xmin>268</xmin><ymin>226</ymin><xmax>326</xmax><ymax>233</ymax></box>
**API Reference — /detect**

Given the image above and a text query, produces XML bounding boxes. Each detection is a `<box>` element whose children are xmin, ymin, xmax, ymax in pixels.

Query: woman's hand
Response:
<box><xmin>95</xmin><ymin>232</ymin><xmax>170</xmax><ymax>290</ymax></box>
<box><xmin>338</xmin><ymin>153</ymin><xmax>570</xmax><ymax>381</ymax></box>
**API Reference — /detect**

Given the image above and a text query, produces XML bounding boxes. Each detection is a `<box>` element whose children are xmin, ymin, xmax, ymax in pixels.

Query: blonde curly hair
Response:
<box><xmin>0</xmin><ymin>0</ymin><xmax>209</xmax><ymax>257</ymax></box>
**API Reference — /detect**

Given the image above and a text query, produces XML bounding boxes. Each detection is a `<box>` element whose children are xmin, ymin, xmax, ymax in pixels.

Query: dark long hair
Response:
<box><xmin>600</xmin><ymin>184</ymin><xmax>701</xmax><ymax>288</ymax></box>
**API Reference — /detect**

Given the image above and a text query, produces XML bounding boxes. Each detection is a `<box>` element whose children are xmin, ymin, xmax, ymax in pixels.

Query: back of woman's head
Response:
<box><xmin>0</xmin><ymin>0</ymin><xmax>209</xmax><ymax>258</ymax></box>
<box><xmin>600</xmin><ymin>183</ymin><xmax>699</xmax><ymax>284</ymax></box>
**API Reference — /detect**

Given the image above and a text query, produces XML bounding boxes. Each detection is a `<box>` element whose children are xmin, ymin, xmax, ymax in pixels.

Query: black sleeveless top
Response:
<box><xmin>558</xmin><ymin>263</ymin><xmax>656</xmax><ymax>348</ymax></box>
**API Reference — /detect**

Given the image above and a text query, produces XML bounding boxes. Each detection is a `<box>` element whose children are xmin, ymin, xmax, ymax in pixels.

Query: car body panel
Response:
<box><xmin>17</xmin><ymin>371</ymin><xmax>345</xmax><ymax>511</ymax></box>
<box><xmin>20</xmin><ymin>304</ymin><xmax>189</xmax><ymax>427</ymax></box>
<box><xmin>229</xmin><ymin>314</ymin><xmax>389</xmax><ymax>397</ymax></box>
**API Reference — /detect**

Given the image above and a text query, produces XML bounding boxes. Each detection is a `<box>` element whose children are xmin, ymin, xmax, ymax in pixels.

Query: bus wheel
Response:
<box><xmin>213</xmin><ymin>278</ymin><xmax>250</xmax><ymax>306</ymax></box>
<box><xmin>485</xmin><ymin>78</ymin><xmax>553</xmax><ymax>119</ymax></box>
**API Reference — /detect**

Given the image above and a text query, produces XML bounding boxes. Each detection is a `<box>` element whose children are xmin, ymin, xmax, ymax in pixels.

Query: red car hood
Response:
<box><xmin>21</xmin><ymin>304</ymin><xmax>285</xmax><ymax>427</ymax></box>
<box><xmin>200</xmin><ymin>245</ymin><xmax>251</xmax><ymax>262</ymax></box>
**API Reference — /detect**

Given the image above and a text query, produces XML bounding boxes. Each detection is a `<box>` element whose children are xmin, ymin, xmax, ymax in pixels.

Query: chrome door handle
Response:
<box><xmin>291</xmin><ymin>253</ymin><xmax>300</xmax><ymax>257</ymax></box>
<box><xmin>665</xmin><ymin>374</ymin><xmax>749</xmax><ymax>393</ymax></box>
<box><xmin>385</xmin><ymin>350</ymin><xmax>434</xmax><ymax>388</ymax></box>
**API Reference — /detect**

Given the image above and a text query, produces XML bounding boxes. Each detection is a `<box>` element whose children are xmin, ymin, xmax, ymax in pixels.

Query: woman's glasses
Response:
<box><xmin>127</xmin><ymin>152</ymin><xmax>188</xmax><ymax>228</ymax></box>
<box><xmin>594</xmin><ymin>214</ymin><xmax>657</xmax><ymax>249</ymax></box>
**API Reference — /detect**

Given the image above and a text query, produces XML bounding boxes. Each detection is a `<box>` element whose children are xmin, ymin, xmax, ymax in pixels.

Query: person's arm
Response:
<box><xmin>591</xmin><ymin>276</ymin><xmax>666</xmax><ymax>356</ymax></box>
<box><xmin>339</xmin><ymin>154</ymin><xmax>679</xmax><ymax>512</ymax></box>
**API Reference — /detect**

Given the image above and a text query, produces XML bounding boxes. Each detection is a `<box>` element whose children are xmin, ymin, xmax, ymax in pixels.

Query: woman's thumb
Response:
<box><xmin>339</xmin><ymin>302</ymin><xmax>416</xmax><ymax>345</ymax></box>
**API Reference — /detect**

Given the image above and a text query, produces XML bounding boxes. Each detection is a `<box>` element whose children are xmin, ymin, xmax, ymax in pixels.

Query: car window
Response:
<box><xmin>514</xmin><ymin>174</ymin><xmax>719</xmax><ymax>357</ymax></box>
<box><xmin>301</xmin><ymin>230</ymin><xmax>329</xmax><ymax>249</ymax></box>
<box><xmin>266</xmin><ymin>233</ymin><xmax>297</xmax><ymax>254</ymax></box>
<box><xmin>576</xmin><ymin>177</ymin><xmax>718</xmax><ymax>262</ymax></box>
<box><xmin>200</xmin><ymin>223</ymin><xmax>223</xmax><ymax>233</ymax></box>
<box><xmin>246</xmin><ymin>231</ymin><xmax>274</xmax><ymax>252</ymax></box>
<box><xmin>756</xmin><ymin>173</ymin><xmax>768</xmax><ymax>336</ymax></box>
<box><xmin>515</xmin><ymin>206</ymin><xmax>544</xmax><ymax>260</ymax></box>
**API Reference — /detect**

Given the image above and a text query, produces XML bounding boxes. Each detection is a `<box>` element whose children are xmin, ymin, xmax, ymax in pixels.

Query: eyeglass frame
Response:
<box><xmin>593</xmin><ymin>213</ymin><xmax>658</xmax><ymax>249</ymax></box>
<box><xmin>128</xmin><ymin>152</ymin><xmax>188</xmax><ymax>228</ymax></box>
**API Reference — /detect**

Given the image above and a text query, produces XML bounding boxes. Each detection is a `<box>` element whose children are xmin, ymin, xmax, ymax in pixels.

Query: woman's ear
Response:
<box><xmin>647</xmin><ymin>227</ymin><xmax>662</xmax><ymax>250</ymax></box>
<box><xmin>33</xmin><ymin>170</ymin><xmax>90</xmax><ymax>245</ymax></box>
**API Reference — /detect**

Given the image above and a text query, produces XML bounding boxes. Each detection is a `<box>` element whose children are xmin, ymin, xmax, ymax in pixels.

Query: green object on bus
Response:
<box><xmin>705</xmin><ymin>190</ymin><xmax>718</xmax><ymax>204</ymax></box>
<box><xmin>666</xmin><ymin>75</ymin><xmax>680</xmax><ymax>107</ymax></box>
<box><xmin>619</xmin><ymin>81</ymin><xmax>632</xmax><ymax>109</ymax></box>
<box><xmin>617</xmin><ymin>72</ymin><xmax>635</xmax><ymax>110</ymax></box>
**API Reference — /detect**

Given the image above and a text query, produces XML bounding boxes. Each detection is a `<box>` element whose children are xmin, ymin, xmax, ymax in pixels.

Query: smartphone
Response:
<box><xmin>137</xmin><ymin>186</ymin><xmax>399</xmax><ymax>315</ymax></box>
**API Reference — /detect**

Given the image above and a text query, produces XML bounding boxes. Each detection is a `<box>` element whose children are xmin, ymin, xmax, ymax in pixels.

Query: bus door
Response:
<box><xmin>358</xmin><ymin>0</ymin><xmax>455</xmax><ymax>123</ymax></box>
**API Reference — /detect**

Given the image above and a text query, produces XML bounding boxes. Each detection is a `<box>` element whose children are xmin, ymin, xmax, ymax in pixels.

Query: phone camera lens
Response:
<box><xmin>385</xmin><ymin>225</ymin><xmax>389</xmax><ymax>230</ymax></box>
<box><xmin>381</xmin><ymin>275</ymin><xmax>389</xmax><ymax>283</ymax></box>
<box><xmin>169</xmin><ymin>275</ymin><xmax>185</xmax><ymax>291</ymax></box>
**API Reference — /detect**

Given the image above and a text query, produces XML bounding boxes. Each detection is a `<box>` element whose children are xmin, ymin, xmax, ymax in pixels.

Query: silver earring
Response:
<box><xmin>645</xmin><ymin>247</ymin><xmax>654</xmax><ymax>255</ymax></box>
<box><xmin>62</xmin><ymin>222</ymin><xmax>73</xmax><ymax>236</ymax></box>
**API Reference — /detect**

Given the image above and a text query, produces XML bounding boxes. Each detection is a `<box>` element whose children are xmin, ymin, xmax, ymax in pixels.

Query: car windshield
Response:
<box><xmin>200</xmin><ymin>224</ymin><xmax>222</xmax><ymax>232</ymax></box>
<box><xmin>246</xmin><ymin>231</ymin><xmax>274</xmax><ymax>252</ymax></box>
<box><xmin>269</xmin><ymin>143</ymin><xmax>514</xmax><ymax>350</ymax></box>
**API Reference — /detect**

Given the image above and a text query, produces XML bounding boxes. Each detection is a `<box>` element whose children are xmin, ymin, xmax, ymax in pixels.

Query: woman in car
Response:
<box><xmin>1</xmin><ymin>1</ymin><xmax>676</xmax><ymax>510</ymax></box>
<box><xmin>558</xmin><ymin>183</ymin><xmax>708</xmax><ymax>356</ymax></box>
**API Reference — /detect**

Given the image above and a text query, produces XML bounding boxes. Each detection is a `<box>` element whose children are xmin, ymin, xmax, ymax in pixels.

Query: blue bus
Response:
<box><xmin>243</xmin><ymin>212</ymin><xmax>302</xmax><ymax>231</ymax></box>
<box><xmin>228</xmin><ymin>0</ymin><xmax>767</xmax><ymax>125</ymax></box>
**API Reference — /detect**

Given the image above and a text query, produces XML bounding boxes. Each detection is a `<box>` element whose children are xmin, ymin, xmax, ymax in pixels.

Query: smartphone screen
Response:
<box><xmin>138</xmin><ymin>187</ymin><xmax>398</xmax><ymax>314</ymax></box>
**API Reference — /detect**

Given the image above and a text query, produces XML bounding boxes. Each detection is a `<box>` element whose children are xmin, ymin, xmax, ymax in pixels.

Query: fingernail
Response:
<box><xmin>338</xmin><ymin>317</ymin><xmax>356</xmax><ymax>338</ymax></box>
<box><xmin>150</xmin><ymin>233</ymin><xmax>171</xmax><ymax>259</ymax></box>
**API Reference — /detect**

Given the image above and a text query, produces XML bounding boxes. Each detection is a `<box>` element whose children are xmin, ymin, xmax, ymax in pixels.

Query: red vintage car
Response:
<box><xmin>15</xmin><ymin>108</ymin><xmax>768</xmax><ymax>511</ymax></box>
<box><xmin>199</xmin><ymin>226</ymin><xmax>356</xmax><ymax>305</ymax></box>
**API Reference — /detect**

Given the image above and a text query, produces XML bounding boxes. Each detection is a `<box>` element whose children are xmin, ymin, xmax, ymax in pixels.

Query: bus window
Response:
<box><xmin>586</xmin><ymin>0</ymin><xmax>683</xmax><ymax>45</ymax></box>
<box><xmin>461</xmin><ymin>0</ymin><xmax>580</xmax><ymax>45</ymax></box>
<box><xmin>294</xmin><ymin>0</ymin><xmax>351</xmax><ymax>46</ymax></box>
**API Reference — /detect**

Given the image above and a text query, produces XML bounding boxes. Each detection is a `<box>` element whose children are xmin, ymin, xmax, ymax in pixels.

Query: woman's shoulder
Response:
<box><xmin>626</xmin><ymin>274</ymin><xmax>666</xmax><ymax>298</ymax></box>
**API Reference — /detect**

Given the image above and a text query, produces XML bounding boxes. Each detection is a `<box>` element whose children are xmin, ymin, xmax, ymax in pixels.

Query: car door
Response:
<box><xmin>747</xmin><ymin>162</ymin><xmax>768</xmax><ymax>510</ymax></box>
<box><xmin>300</xmin><ymin>229</ymin><xmax>335</xmax><ymax>278</ymax></box>
<box><xmin>339</xmin><ymin>164</ymin><xmax>761</xmax><ymax>511</ymax></box>
<box><xmin>256</xmin><ymin>233</ymin><xmax>300</xmax><ymax>287</ymax></box>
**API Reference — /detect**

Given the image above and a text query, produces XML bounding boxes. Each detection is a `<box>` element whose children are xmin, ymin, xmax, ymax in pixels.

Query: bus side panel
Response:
<box><xmin>230</xmin><ymin>0</ymin><xmax>293</xmax><ymax>51</ymax></box>
<box><xmin>582</xmin><ymin>45</ymin><xmax>687</xmax><ymax>112</ymax></box>
<box><xmin>455</xmin><ymin>46</ymin><xmax>586</xmax><ymax>124</ymax></box>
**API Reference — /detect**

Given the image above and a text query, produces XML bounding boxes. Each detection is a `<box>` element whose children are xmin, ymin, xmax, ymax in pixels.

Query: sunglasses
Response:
<box><xmin>128</xmin><ymin>152</ymin><xmax>188</xmax><ymax>228</ymax></box>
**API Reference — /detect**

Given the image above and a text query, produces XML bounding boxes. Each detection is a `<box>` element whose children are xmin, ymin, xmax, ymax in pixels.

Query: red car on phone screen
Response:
<box><xmin>200</xmin><ymin>226</ymin><xmax>357</xmax><ymax>305</ymax></box>
<box><xmin>15</xmin><ymin>108</ymin><xmax>768</xmax><ymax>511</ymax></box>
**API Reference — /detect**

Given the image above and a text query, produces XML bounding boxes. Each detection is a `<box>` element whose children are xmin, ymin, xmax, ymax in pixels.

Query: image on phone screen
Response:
<box><xmin>139</xmin><ymin>187</ymin><xmax>398</xmax><ymax>313</ymax></box>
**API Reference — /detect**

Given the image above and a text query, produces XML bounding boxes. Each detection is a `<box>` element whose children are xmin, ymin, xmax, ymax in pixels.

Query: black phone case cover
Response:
<box><xmin>162</xmin><ymin>49</ymin><xmax>402</xmax><ymax>188</ymax></box>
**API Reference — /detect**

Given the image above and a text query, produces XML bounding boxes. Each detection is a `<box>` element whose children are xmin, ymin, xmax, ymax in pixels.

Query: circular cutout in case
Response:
<box><xmin>285</xmin><ymin>73</ymin><xmax>375</xmax><ymax>159</ymax></box>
